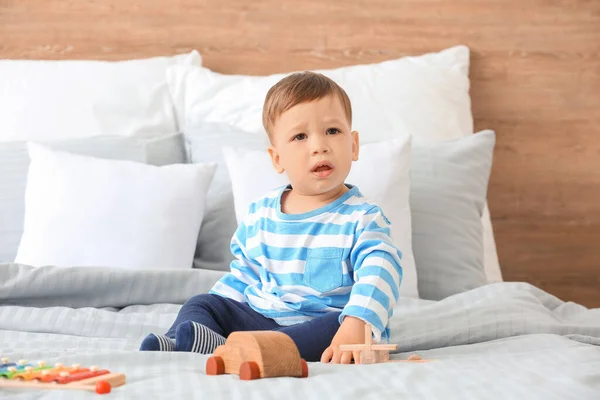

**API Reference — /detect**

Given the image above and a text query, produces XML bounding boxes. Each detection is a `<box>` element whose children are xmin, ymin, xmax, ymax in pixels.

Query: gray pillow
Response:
<box><xmin>184</xmin><ymin>123</ymin><xmax>269</xmax><ymax>271</ymax></box>
<box><xmin>0</xmin><ymin>134</ymin><xmax>186</xmax><ymax>263</ymax></box>
<box><xmin>411</xmin><ymin>130</ymin><xmax>495</xmax><ymax>300</ymax></box>
<box><xmin>184</xmin><ymin>123</ymin><xmax>495</xmax><ymax>299</ymax></box>
<box><xmin>144</xmin><ymin>133</ymin><xmax>187</xmax><ymax>166</ymax></box>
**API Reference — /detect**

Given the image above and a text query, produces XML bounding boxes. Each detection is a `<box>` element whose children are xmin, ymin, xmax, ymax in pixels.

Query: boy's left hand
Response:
<box><xmin>320</xmin><ymin>316</ymin><xmax>366</xmax><ymax>364</ymax></box>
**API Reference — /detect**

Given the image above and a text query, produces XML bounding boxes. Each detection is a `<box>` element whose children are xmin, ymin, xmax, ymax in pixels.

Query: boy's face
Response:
<box><xmin>268</xmin><ymin>94</ymin><xmax>359</xmax><ymax>197</ymax></box>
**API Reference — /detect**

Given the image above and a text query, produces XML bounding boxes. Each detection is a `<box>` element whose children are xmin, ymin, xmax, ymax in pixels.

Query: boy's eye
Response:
<box><xmin>293</xmin><ymin>133</ymin><xmax>307</xmax><ymax>141</ymax></box>
<box><xmin>326</xmin><ymin>128</ymin><xmax>340</xmax><ymax>135</ymax></box>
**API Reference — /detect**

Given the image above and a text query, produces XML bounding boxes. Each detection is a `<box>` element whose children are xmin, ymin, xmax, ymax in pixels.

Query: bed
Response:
<box><xmin>1</xmin><ymin>0</ymin><xmax>599</xmax><ymax>399</ymax></box>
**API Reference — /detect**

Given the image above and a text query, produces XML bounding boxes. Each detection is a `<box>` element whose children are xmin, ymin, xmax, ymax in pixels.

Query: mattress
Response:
<box><xmin>1</xmin><ymin>263</ymin><xmax>599</xmax><ymax>399</ymax></box>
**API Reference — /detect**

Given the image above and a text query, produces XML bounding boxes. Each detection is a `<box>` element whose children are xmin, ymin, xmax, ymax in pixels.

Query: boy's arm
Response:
<box><xmin>209</xmin><ymin>221</ymin><xmax>261</xmax><ymax>303</ymax></box>
<box><xmin>343</xmin><ymin>207</ymin><xmax>403</xmax><ymax>340</ymax></box>
<box><xmin>322</xmin><ymin>207</ymin><xmax>402</xmax><ymax>363</ymax></box>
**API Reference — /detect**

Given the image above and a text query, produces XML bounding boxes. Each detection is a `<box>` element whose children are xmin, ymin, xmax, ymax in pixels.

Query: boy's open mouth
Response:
<box><xmin>312</xmin><ymin>161</ymin><xmax>333</xmax><ymax>171</ymax></box>
<box><xmin>312</xmin><ymin>161</ymin><xmax>334</xmax><ymax>177</ymax></box>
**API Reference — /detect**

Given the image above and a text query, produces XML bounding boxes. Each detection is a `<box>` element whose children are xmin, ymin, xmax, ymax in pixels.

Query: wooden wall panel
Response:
<box><xmin>1</xmin><ymin>0</ymin><xmax>599</xmax><ymax>306</ymax></box>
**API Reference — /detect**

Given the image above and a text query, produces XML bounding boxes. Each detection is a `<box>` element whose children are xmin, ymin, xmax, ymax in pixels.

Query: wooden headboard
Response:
<box><xmin>2</xmin><ymin>1</ymin><xmax>599</xmax><ymax>307</ymax></box>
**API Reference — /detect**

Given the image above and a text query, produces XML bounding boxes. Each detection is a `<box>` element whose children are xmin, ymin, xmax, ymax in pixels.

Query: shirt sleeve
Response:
<box><xmin>339</xmin><ymin>207</ymin><xmax>403</xmax><ymax>343</ymax></box>
<box><xmin>209</xmin><ymin>220</ymin><xmax>261</xmax><ymax>303</ymax></box>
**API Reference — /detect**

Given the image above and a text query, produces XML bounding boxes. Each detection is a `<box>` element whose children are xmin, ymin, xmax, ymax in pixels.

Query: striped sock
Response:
<box><xmin>139</xmin><ymin>333</ymin><xmax>175</xmax><ymax>351</ymax></box>
<box><xmin>175</xmin><ymin>321</ymin><xmax>226</xmax><ymax>353</ymax></box>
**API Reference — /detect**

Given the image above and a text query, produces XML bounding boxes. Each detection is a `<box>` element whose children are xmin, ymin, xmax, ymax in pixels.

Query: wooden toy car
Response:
<box><xmin>205</xmin><ymin>331</ymin><xmax>308</xmax><ymax>380</ymax></box>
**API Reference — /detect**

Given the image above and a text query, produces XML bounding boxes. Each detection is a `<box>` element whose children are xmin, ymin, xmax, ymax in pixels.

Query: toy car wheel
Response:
<box><xmin>206</xmin><ymin>356</ymin><xmax>225</xmax><ymax>375</ymax></box>
<box><xmin>300</xmin><ymin>359</ymin><xmax>308</xmax><ymax>378</ymax></box>
<box><xmin>239</xmin><ymin>361</ymin><xmax>260</xmax><ymax>380</ymax></box>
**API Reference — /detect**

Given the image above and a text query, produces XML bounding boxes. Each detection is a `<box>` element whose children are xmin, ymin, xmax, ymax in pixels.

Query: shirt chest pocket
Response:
<box><xmin>303</xmin><ymin>247</ymin><xmax>344</xmax><ymax>293</ymax></box>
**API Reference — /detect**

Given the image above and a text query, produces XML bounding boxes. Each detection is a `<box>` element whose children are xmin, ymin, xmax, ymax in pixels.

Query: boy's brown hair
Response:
<box><xmin>262</xmin><ymin>71</ymin><xmax>352</xmax><ymax>139</ymax></box>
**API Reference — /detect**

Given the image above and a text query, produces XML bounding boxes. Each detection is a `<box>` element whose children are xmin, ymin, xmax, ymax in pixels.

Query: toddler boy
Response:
<box><xmin>140</xmin><ymin>71</ymin><xmax>403</xmax><ymax>364</ymax></box>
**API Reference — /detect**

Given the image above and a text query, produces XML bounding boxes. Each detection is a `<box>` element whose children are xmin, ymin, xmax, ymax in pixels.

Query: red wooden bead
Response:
<box><xmin>95</xmin><ymin>380</ymin><xmax>112</xmax><ymax>394</ymax></box>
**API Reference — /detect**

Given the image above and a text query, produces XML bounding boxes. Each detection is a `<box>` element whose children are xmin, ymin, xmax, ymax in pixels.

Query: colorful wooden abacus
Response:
<box><xmin>0</xmin><ymin>357</ymin><xmax>125</xmax><ymax>394</ymax></box>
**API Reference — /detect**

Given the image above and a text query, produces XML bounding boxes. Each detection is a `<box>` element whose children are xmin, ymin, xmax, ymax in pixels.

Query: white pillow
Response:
<box><xmin>15</xmin><ymin>143</ymin><xmax>216</xmax><ymax>270</ymax></box>
<box><xmin>0</xmin><ymin>51</ymin><xmax>200</xmax><ymax>142</ymax></box>
<box><xmin>0</xmin><ymin>134</ymin><xmax>185</xmax><ymax>264</ymax></box>
<box><xmin>167</xmin><ymin>46</ymin><xmax>471</xmax><ymax>144</ymax></box>
<box><xmin>167</xmin><ymin>45</ymin><xmax>503</xmax><ymax>283</ymax></box>
<box><xmin>221</xmin><ymin>136</ymin><xmax>419</xmax><ymax>299</ymax></box>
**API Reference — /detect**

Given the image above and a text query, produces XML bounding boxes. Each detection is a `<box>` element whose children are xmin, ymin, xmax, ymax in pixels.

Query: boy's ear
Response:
<box><xmin>351</xmin><ymin>130</ymin><xmax>360</xmax><ymax>161</ymax></box>
<box><xmin>268</xmin><ymin>145</ymin><xmax>285</xmax><ymax>174</ymax></box>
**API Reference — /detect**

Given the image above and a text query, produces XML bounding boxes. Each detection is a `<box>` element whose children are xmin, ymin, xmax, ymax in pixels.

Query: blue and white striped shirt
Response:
<box><xmin>209</xmin><ymin>184</ymin><xmax>403</xmax><ymax>342</ymax></box>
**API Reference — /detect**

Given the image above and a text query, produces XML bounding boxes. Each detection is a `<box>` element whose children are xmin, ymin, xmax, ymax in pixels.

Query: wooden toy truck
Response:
<box><xmin>205</xmin><ymin>331</ymin><xmax>308</xmax><ymax>380</ymax></box>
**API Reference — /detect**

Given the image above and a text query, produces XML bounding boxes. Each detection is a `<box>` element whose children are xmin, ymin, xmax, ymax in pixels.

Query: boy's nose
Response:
<box><xmin>311</xmin><ymin>146</ymin><xmax>329</xmax><ymax>155</ymax></box>
<box><xmin>311</xmin><ymin>138</ymin><xmax>330</xmax><ymax>154</ymax></box>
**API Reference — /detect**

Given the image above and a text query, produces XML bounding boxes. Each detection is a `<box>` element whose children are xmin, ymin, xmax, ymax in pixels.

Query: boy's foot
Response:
<box><xmin>139</xmin><ymin>333</ymin><xmax>175</xmax><ymax>351</ymax></box>
<box><xmin>175</xmin><ymin>321</ymin><xmax>226</xmax><ymax>353</ymax></box>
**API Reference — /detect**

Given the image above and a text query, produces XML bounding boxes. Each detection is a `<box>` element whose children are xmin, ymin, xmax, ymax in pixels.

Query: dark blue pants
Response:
<box><xmin>166</xmin><ymin>294</ymin><xmax>341</xmax><ymax>362</ymax></box>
